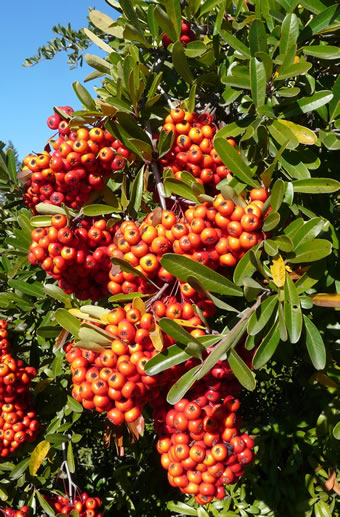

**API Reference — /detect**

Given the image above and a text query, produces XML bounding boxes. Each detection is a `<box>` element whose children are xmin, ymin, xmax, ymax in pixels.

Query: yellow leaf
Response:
<box><xmin>150</xmin><ymin>324</ymin><xmax>164</xmax><ymax>351</ymax></box>
<box><xmin>311</xmin><ymin>293</ymin><xmax>340</xmax><ymax>307</ymax></box>
<box><xmin>100</xmin><ymin>313</ymin><xmax>110</xmax><ymax>324</ymax></box>
<box><xmin>277</xmin><ymin>120</ymin><xmax>317</xmax><ymax>145</ymax></box>
<box><xmin>270</xmin><ymin>255</ymin><xmax>286</xmax><ymax>288</ymax></box>
<box><xmin>29</xmin><ymin>440</ymin><xmax>51</xmax><ymax>476</ymax></box>
<box><xmin>173</xmin><ymin>318</ymin><xmax>205</xmax><ymax>329</ymax></box>
<box><xmin>132</xmin><ymin>297</ymin><xmax>146</xmax><ymax>315</ymax></box>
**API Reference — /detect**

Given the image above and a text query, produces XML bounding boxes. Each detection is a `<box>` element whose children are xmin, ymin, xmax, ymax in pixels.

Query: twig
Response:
<box><xmin>61</xmin><ymin>440</ymin><xmax>75</xmax><ymax>503</ymax></box>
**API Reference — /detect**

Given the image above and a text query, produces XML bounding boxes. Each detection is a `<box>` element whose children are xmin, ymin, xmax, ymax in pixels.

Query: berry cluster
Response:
<box><xmin>154</xmin><ymin>393</ymin><xmax>254</xmax><ymax>505</ymax></box>
<box><xmin>0</xmin><ymin>505</ymin><xmax>29</xmax><ymax>517</ymax></box>
<box><xmin>162</xmin><ymin>20</ymin><xmax>195</xmax><ymax>48</ymax></box>
<box><xmin>65</xmin><ymin>301</ymin><xmax>207</xmax><ymax>423</ymax></box>
<box><xmin>23</xmin><ymin>107</ymin><xmax>130</xmax><ymax>212</ymax></box>
<box><xmin>0</xmin><ymin>320</ymin><xmax>40</xmax><ymax>457</ymax></box>
<box><xmin>43</xmin><ymin>492</ymin><xmax>102</xmax><ymax>516</ymax></box>
<box><xmin>160</xmin><ymin>108</ymin><xmax>235</xmax><ymax>191</ymax></box>
<box><xmin>28</xmin><ymin>215</ymin><xmax>114</xmax><ymax>301</ymax></box>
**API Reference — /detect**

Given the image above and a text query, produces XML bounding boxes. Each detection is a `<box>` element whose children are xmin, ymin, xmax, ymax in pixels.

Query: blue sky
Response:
<box><xmin>0</xmin><ymin>1</ymin><xmax>116</xmax><ymax>161</ymax></box>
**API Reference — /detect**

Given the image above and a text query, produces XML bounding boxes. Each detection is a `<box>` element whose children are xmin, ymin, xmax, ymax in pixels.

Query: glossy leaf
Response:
<box><xmin>299</xmin><ymin>4</ymin><xmax>340</xmax><ymax>42</ymax></box>
<box><xmin>29</xmin><ymin>440</ymin><xmax>50</xmax><ymax>476</ymax></box>
<box><xmin>262</xmin><ymin>212</ymin><xmax>280</xmax><ymax>231</ymax></box>
<box><xmin>253</xmin><ymin>319</ymin><xmax>281</xmax><ymax>369</ymax></box>
<box><xmin>154</xmin><ymin>4</ymin><xmax>178</xmax><ymax>43</ymax></box>
<box><xmin>44</xmin><ymin>285</ymin><xmax>71</xmax><ymax>305</ymax></box>
<box><xmin>268</xmin><ymin>120</ymin><xmax>299</xmax><ymax>149</ymax></box>
<box><xmin>172</xmin><ymin>41</ymin><xmax>194</xmax><ymax>84</ymax></box>
<box><xmin>282</xmin><ymin>90</ymin><xmax>333</xmax><ymax>117</ymax></box>
<box><xmin>276</xmin><ymin>61</ymin><xmax>312</xmax><ymax>81</ymax></box>
<box><xmin>109</xmin><ymin>292</ymin><xmax>148</xmax><ymax>303</ymax></box>
<box><xmin>270</xmin><ymin>179</ymin><xmax>285</xmax><ymax>212</ymax></box>
<box><xmin>36</xmin><ymin>491</ymin><xmax>56</xmax><ymax>517</ymax></box>
<box><xmin>67</xmin><ymin>395</ymin><xmax>83</xmax><ymax>413</ymax></box>
<box><xmin>278</xmin><ymin>120</ymin><xmax>317</xmax><ymax>145</ymax></box>
<box><xmin>67</xmin><ymin>441</ymin><xmax>75</xmax><ymax>474</ymax></box>
<box><xmin>54</xmin><ymin>309</ymin><xmax>81</xmax><ymax>338</ymax></box>
<box><xmin>303</xmin><ymin>315</ymin><xmax>326</xmax><ymax>370</ymax></box>
<box><xmin>302</xmin><ymin>45</ymin><xmax>340</xmax><ymax>60</ymax></box>
<box><xmin>213</xmin><ymin>138</ymin><xmax>258</xmax><ymax>187</ymax></box>
<box><xmin>221</xmin><ymin>30</ymin><xmax>251</xmax><ymax>58</ymax></box>
<box><xmin>289</xmin><ymin>239</ymin><xmax>332</xmax><ymax>263</ymax></box>
<box><xmin>249</xmin><ymin>19</ymin><xmax>267</xmax><ymax>56</ymax></box>
<box><xmin>167</xmin><ymin>366</ymin><xmax>200</xmax><ymax>404</ymax></box>
<box><xmin>158</xmin><ymin>130</ymin><xmax>175</xmax><ymax>158</ymax></box>
<box><xmin>74</xmin><ymin>340</ymin><xmax>106</xmax><ymax>352</ymax></box>
<box><xmin>291</xmin><ymin>178</ymin><xmax>340</xmax><ymax>194</ymax></box>
<box><xmin>247</xmin><ymin>295</ymin><xmax>278</xmax><ymax>336</ymax></box>
<box><xmin>250</xmin><ymin>58</ymin><xmax>266</xmax><ymax>108</ymax></box>
<box><xmin>158</xmin><ymin>318</ymin><xmax>204</xmax><ymax>349</ymax></box>
<box><xmin>167</xmin><ymin>501</ymin><xmax>197</xmax><ymax>516</ymax></box>
<box><xmin>284</xmin><ymin>273</ymin><xmax>302</xmax><ymax>344</ymax></box>
<box><xmin>160</xmin><ymin>254</ymin><xmax>243</xmax><ymax>296</ymax></box>
<box><xmin>35</xmin><ymin>203</ymin><xmax>67</xmax><ymax>215</ymax></box>
<box><xmin>280</xmin><ymin>13</ymin><xmax>299</xmax><ymax>56</ymax></box>
<box><xmin>110</xmin><ymin>257</ymin><xmax>153</xmax><ymax>285</ymax></box>
<box><xmin>228</xmin><ymin>349</ymin><xmax>256</xmax><ymax>390</ymax></box>
<box><xmin>8</xmin><ymin>279</ymin><xmax>44</xmax><ymax>298</ymax></box>
<box><xmin>164</xmin><ymin>178</ymin><xmax>200</xmax><ymax>202</ymax></box>
<box><xmin>292</xmin><ymin>218</ymin><xmax>324</xmax><ymax>247</ymax></box>
<box><xmin>83</xmin><ymin>204</ymin><xmax>119</xmax><ymax>216</ymax></box>
<box><xmin>30</xmin><ymin>215</ymin><xmax>52</xmax><ymax>227</ymax></box>
<box><xmin>10</xmin><ymin>458</ymin><xmax>30</xmax><ymax>480</ymax></box>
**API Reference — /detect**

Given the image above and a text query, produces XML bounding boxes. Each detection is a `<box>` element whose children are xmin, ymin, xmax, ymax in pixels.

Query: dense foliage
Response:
<box><xmin>1</xmin><ymin>0</ymin><xmax>340</xmax><ymax>516</ymax></box>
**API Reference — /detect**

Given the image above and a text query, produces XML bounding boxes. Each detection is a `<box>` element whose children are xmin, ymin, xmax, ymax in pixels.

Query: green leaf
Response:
<box><xmin>44</xmin><ymin>284</ymin><xmax>71</xmax><ymax>305</ymax></box>
<box><xmin>128</xmin><ymin>166</ymin><xmax>145</xmax><ymax>215</ymax></box>
<box><xmin>108</xmin><ymin>292</ymin><xmax>148</xmax><ymax>303</ymax></box>
<box><xmin>233</xmin><ymin>244</ymin><xmax>261</xmax><ymax>286</ymax></box>
<box><xmin>116</xmin><ymin>112</ymin><xmax>152</xmax><ymax>146</ymax></box>
<box><xmin>8</xmin><ymin>279</ymin><xmax>44</xmax><ymax>298</ymax></box>
<box><xmin>284</xmin><ymin>273</ymin><xmax>302</xmax><ymax>344</ymax></box>
<box><xmin>167</xmin><ymin>366</ymin><xmax>200</xmax><ymax>404</ymax></box>
<box><xmin>154</xmin><ymin>4</ymin><xmax>177</xmax><ymax>42</ymax></box>
<box><xmin>270</xmin><ymin>179</ymin><xmax>285</xmax><ymax>212</ymax></box>
<box><xmin>289</xmin><ymin>239</ymin><xmax>332</xmax><ymax>264</ymax></box>
<box><xmin>78</xmin><ymin>327</ymin><xmax>111</xmax><ymax>346</ymax></box>
<box><xmin>74</xmin><ymin>340</ymin><xmax>106</xmax><ymax>352</ymax></box>
<box><xmin>333</xmin><ymin>422</ymin><xmax>340</xmax><ymax>440</ymax></box>
<box><xmin>276</xmin><ymin>61</ymin><xmax>312</xmax><ymax>81</ymax></box>
<box><xmin>119</xmin><ymin>0</ymin><xmax>144</xmax><ymax>36</ymax></box>
<box><xmin>280</xmin><ymin>13</ymin><xmax>299</xmax><ymax>56</ymax></box>
<box><xmin>221</xmin><ymin>30</ymin><xmax>251</xmax><ymax>58</ymax></box>
<box><xmin>228</xmin><ymin>349</ymin><xmax>256</xmax><ymax>390</ymax></box>
<box><xmin>252</xmin><ymin>320</ymin><xmax>281</xmax><ymax>369</ymax></box>
<box><xmin>72</xmin><ymin>81</ymin><xmax>96</xmax><ymax>111</ymax></box>
<box><xmin>298</xmin><ymin>4</ymin><xmax>340</xmax><ymax>42</ymax></box>
<box><xmin>160</xmin><ymin>254</ymin><xmax>243</xmax><ymax>296</ymax></box>
<box><xmin>188</xmin><ymin>83</ymin><xmax>197</xmax><ymax>113</ymax></box>
<box><xmin>250</xmin><ymin>58</ymin><xmax>266</xmax><ymax>108</ymax></box>
<box><xmin>158</xmin><ymin>129</ymin><xmax>175</xmax><ymax>158</ymax></box>
<box><xmin>314</xmin><ymin>501</ymin><xmax>332</xmax><ymax>517</ymax></box>
<box><xmin>164</xmin><ymin>178</ymin><xmax>200</xmax><ymax>203</ymax></box>
<box><xmin>10</xmin><ymin>458</ymin><xmax>30</xmax><ymax>480</ymax></box>
<box><xmin>88</xmin><ymin>9</ymin><xmax>123</xmax><ymax>37</ymax></box>
<box><xmin>111</xmin><ymin>257</ymin><xmax>153</xmax><ymax>285</ymax></box>
<box><xmin>291</xmin><ymin>178</ymin><xmax>340</xmax><ymax>194</ymax></box>
<box><xmin>281</xmin><ymin>90</ymin><xmax>333</xmax><ymax>117</ymax></box>
<box><xmin>271</xmin><ymin>235</ymin><xmax>294</xmax><ymax>252</ymax></box>
<box><xmin>67</xmin><ymin>441</ymin><xmax>75</xmax><ymax>474</ymax></box>
<box><xmin>54</xmin><ymin>309</ymin><xmax>81</xmax><ymax>338</ymax></box>
<box><xmin>303</xmin><ymin>316</ymin><xmax>326</xmax><ymax>370</ymax></box>
<box><xmin>199</xmin><ymin>0</ymin><xmax>226</xmax><ymax>17</ymax></box>
<box><xmin>36</xmin><ymin>326</ymin><xmax>60</xmax><ymax>338</ymax></box>
<box><xmin>67</xmin><ymin>395</ymin><xmax>83</xmax><ymax>413</ymax></box>
<box><xmin>85</xmin><ymin>54</ymin><xmax>112</xmax><ymax>74</ymax></box>
<box><xmin>30</xmin><ymin>215</ymin><xmax>52</xmax><ymax>227</ymax></box>
<box><xmin>248</xmin><ymin>295</ymin><xmax>278</xmax><ymax>336</ymax></box>
<box><xmin>255</xmin><ymin>51</ymin><xmax>273</xmax><ymax>81</ymax></box>
<box><xmin>82</xmin><ymin>204</ymin><xmax>119</xmax><ymax>216</ymax></box>
<box><xmin>329</xmin><ymin>75</ymin><xmax>340</xmax><ymax>122</ymax></box>
<box><xmin>276</xmin><ymin>87</ymin><xmax>300</xmax><ymax>98</ymax></box>
<box><xmin>164</xmin><ymin>0</ymin><xmax>182</xmax><ymax>40</ymax></box>
<box><xmin>213</xmin><ymin>138</ymin><xmax>258</xmax><ymax>187</ymax></box>
<box><xmin>301</xmin><ymin>45</ymin><xmax>340</xmax><ymax>60</ymax></box>
<box><xmin>172</xmin><ymin>41</ymin><xmax>194</xmax><ymax>84</ymax></box>
<box><xmin>35</xmin><ymin>203</ymin><xmax>67</xmax><ymax>215</ymax></box>
<box><xmin>249</xmin><ymin>19</ymin><xmax>267</xmax><ymax>56</ymax></box>
<box><xmin>292</xmin><ymin>218</ymin><xmax>325</xmax><ymax>247</ymax></box>
<box><xmin>268</xmin><ymin>120</ymin><xmax>299</xmax><ymax>149</ymax></box>
<box><xmin>184</xmin><ymin>41</ymin><xmax>207</xmax><ymax>58</ymax></box>
<box><xmin>167</xmin><ymin>501</ymin><xmax>198</xmax><ymax>516</ymax></box>
<box><xmin>36</xmin><ymin>491</ymin><xmax>56</xmax><ymax>517</ymax></box>
<box><xmin>262</xmin><ymin>212</ymin><xmax>280</xmax><ymax>231</ymax></box>
<box><xmin>158</xmin><ymin>318</ymin><xmax>205</xmax><ymax>349</ymax></box>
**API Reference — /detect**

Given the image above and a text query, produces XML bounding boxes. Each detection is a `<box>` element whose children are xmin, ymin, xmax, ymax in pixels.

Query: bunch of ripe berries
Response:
<box><xmin>22</xmin><ymin>106</ymin><xmax>130</xmax><ymax>212</ymax></box>
<box><xmin>0</xmin><ymin>320</ymin><xmax>40</xmax><ymax>457</ymax></box>
<box><xmin>65</xmin><ymin>299</ymin><xmax>210</xmax><ymax>424</ymax></box>
<box><xmin>162</xmin><ymin>20</ymin><xmax>195</xmax><ymax>48</ymax></box>
<box><xmin>0</xmin><ymin>505</ymin><xmax>30</xmax><ymax>517</ymax></box>
<box><xmin>28</xmin><ymin>214</ymin><xmax>115</xmax><ymax>302</ymax></box>
<box><xmin>160</xmin><ymin>108</ymin><xmax>236</xmax><ymax>190</ymax></box>
<box><xmin>43</xmin><ymin>491</ymin><xmax>102</xmax><ymax>517</ymax></box>
<box><xmin>154</xmin><ymin>392</ymin><xmax>255</xmax><ymax>505</ymax></box>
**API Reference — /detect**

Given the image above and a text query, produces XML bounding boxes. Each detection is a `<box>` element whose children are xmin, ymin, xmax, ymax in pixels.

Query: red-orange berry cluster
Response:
<box><xmin>0</xmin><ymin>320</ymin><xmax>40</xmax><ymax>457</ymax></box>
<box><xmin>159</xmin><ymin>108</ymin><xmax>235</xmax><ymax>190</ymax></box>
<box><xmin>0</xmin><ymin>505</ymin><xmax>30</xmax><ymax>517</ymax></box>
<box><xmin>162</xmin><ymin>20</ymin><xmax>195</xmax><ymax>48</ymax></box>
<box><xmin>43</xmin><ymin>491</ymin><xmax>102</xmax><ymax>516</ymax></box>
<box><xmin>65</xmin><ymin>302</ymin><xmax>211</xmax><ymax>423</ymax></box>
<box><xmin>28</xmin><ymin>215</ymin><xmax>115</xmax><ymax>301</ymax></box>
<box><xmin>22</xmin><ymin>107</ymin><xmax>130</xmax><ymax>212</ymax></box>
<box><xmin>155</xmin><ymin>394</ymin><xmax>255</xmax><ymax>505</ymax></box>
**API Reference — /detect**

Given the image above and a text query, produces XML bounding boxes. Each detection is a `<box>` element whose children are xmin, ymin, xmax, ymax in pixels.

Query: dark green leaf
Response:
<box><xmin>167</xmin><ymin>366</ymin><xmax>200</xmax><ymax>404</ymax></box>
<box><xmin>158</xmin><ymin>130</ymin><xmax>175</xmax><ymax>158</ymax></box>
<box><xmin>298</xmin><ymin>4</ymin><xmax>340</xmax><ymax>42</ymax></box>
<box><xmin>281</xmin><ymin>90</ymin><xmax>333</xmax><ymax>117</ymax></box>
<box><xmin>120</xmin><ymin>0</ymin><xmax>144</xmax><ymax>36</ymax></box>
<box><xmin>214</xmin><ymin>138</ymin><xmax>258</xmax><ymax>187</ymax></box>
<box><xmin>164</xmin><ymin>178</ymin><xmax>200</xmax><ymax>203</ymax></box>
<box><xmin>303</xmin><ymin>315</ymin><xmax>326</xmax><ymax>370</ymax></box>
<box><xmin>250</xmin><ymin>58</ymin><xmax>266</xmax><ymax>108</ymax></box>
<box><xmin>158</xmin><ymin>318</ymin><xmax>204</xmax><ymax>348</ymax></box>
<box><xmin>10</xmin><ymin>458</ymin><xmax>30</xmax><ymax>480</ymax></box>
<box><xmin>172</xmin><ymin>41</ymin><xmax>194</xmax><ymax>83</ymax></box>
<box><xmin>116</xmin><ymin>112</ymin><xmax>152</xmax><ymax>145</ymax></box>
<box><xmin>284</xmin><ymin>273</ymin><xmax>302</xmax><ymax>343</ymax></box>
<box><xmin>228</xmin><ymin>349</ymin><xmax>256</xmax><ymax>390</ymax></box>
<box><xmin>333</xmin><ymin>422</ymin><xmax>340</xmax><ymax>440</ymax></box>
<box><xmin>248</xmin><ymin>295</ymin><xmax>278</xmax><ymax>336</ymax></box>
<box><xmin>83</xmin><ymin>204</ymin><xmax>119</xmax><ymax>216</ymax></box>
<box><xmin>249</xmin><ymin>19</ymin><xmax>268</xmax><ymax>56</ymax></box>
<box><xmin>253</xmin><ymin>320</ymin><xmax>280</xmax><ymax>369</ymax></box>
<box><xmin>292</xmin><ymin>218</ymin><xmax>325</xmax><ymax>247</ymax></box>
<box><xmin>270</xmin><ymin>179</ymin><xmax>285</xmax><ymax>212</ymax></box>
<box><xmin>67</xmin><ymin>396</ymin><xmax>83</xmax><ymax>413</ymax></box>
<box><xmin>221</xmin><ymin>30</ymin><xmax>251</xmax><ymax>58</ymax></box>
<box><xmin>36</xmin><ymin>491</ymin><xmax>56</xmax><ymax>517</ymax></box>
<box><xmin>160</xmin><ymin>254</ymin><xmax>243</xmax><ymax>296</ymax></box>
<box><xmin>262</xmin><ymin>212</ymin><xmax>280</xmax><ymax>231</ymax></box>
<box><xmin>280</xmin><ymin>13</ymin><xmax>299</xmax><ymax>56</ymax></box>
<box><xmin>154</xmin><ymin>4</ymin><xmax>178</xmax><ymax>43</ymax></box>
<box><xmin>129</xmin><ymin>166</ymin><xmax>145</xmax><ymax>214</ymax></box>
<box><xmin>233</xmin><ymin>244</ymin><xmax>261</xmax><ymax>286</ymax></box>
